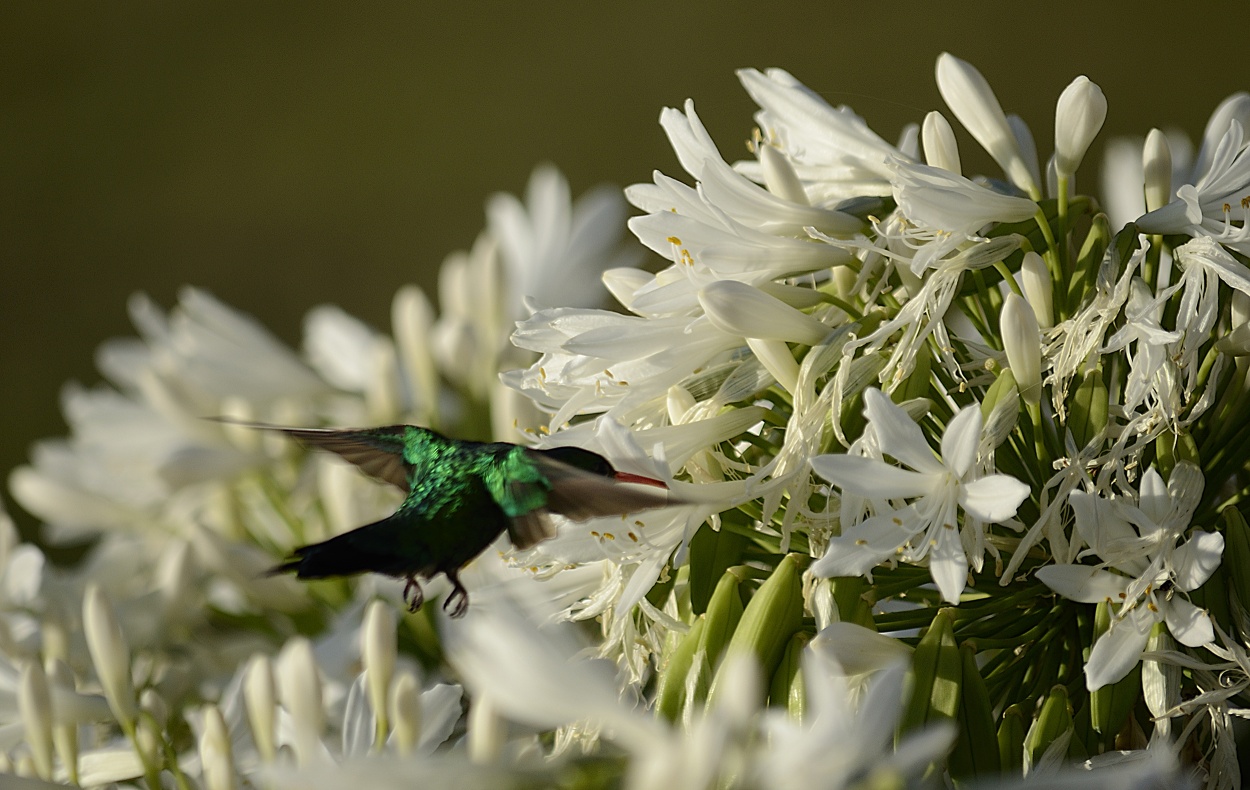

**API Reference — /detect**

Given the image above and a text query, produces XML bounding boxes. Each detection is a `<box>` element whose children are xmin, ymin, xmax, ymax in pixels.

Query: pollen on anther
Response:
<box><xmin>590</xmin><ymin>531</ymin><xmax>600</xmax><ymax>538</ymax></box>
<box><xmin>604</xmin><ymin>533</ymin><xmax>616</xmax><ymax>540</ymax></box>
<box><xmin>892</xmin><ymin>517</ymin><xmax>903</xmax><ymax>526</ymax></box>
<box><xmin>634</xmin><ymin>520</ymin><xmax>644</xmax><ymax>527</ymax></box>
<box><xmin>627</xmin><ymin>532</ymin><xmax>638</xmax><ymax>541</ymax></box>
<box><xmin>667</xmin><ymin>235</ymin><xmax>682</xmax><ymax>245</ymax></box>
<box><xmin>855</xmin><ymin>539</ymin><xmax>868</xmax><ymax>546</ymax></box>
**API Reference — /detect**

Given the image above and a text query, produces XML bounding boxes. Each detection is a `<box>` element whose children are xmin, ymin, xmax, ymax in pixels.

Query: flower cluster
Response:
<box><xmin>6</xmin><ymin>53</ymin><xmax>1250</xmax><ymax>787</ymax></box>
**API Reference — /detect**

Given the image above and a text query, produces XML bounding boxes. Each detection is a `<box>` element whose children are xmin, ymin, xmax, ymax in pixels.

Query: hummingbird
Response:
<box><xmin>234</xmin><ymin>422</ymin><xmax>674</xmax><ymax>617</ymax></box>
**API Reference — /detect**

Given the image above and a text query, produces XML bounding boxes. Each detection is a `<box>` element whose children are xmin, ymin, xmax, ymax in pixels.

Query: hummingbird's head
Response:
<box><xmin>539</xmin><ymin>446</ymin><xmax>668</xmax><ymax>488</ymax></box>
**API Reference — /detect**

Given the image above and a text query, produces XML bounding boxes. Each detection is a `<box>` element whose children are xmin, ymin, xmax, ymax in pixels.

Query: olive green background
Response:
<box><xmin>3</xmin><ymin>2</ymin><xmax>1246</xmax><ymax>533</ymax></box>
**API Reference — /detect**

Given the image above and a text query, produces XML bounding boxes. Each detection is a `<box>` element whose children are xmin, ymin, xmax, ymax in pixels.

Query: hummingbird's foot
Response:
<box><xmin>442</xmin><ymin>570</ymin><xmax>469</xmax><ymax>618</ymax></box>
<box><xmin>402</xmin><ymin>575</ymin><xmax>425</xmax><ymax>613</ymax></box>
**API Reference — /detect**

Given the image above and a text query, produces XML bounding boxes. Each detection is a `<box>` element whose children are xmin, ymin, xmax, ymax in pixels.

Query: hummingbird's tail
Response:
<box><xmin>268</xmin><ymin>519</ymin><xmax>411</xmax><ymax>580</ymax></box>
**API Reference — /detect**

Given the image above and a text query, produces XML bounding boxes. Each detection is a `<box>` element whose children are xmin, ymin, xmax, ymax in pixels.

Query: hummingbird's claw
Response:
<box><xmin>443</xmin><ymin>570</ymin><xmax>469</xmax><ymax>618</ymax></box>
<box><xmin>403</xmin><ymin>575</ymin><xmax>425</xmax><ymax>613</ymax></box>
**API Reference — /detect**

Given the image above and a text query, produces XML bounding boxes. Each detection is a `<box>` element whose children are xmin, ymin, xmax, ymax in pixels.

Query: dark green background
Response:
<box><xmin>3</xmin><ymin>2</ymin><xmax>1246</xmax><ymax>531</ymax></box>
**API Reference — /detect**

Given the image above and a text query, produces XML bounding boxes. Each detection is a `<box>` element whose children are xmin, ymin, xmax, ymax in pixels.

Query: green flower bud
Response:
<box><xmin>707</xmin><ymin>554</ymin><xmax>804</xmax><ymax>710</ymax></box>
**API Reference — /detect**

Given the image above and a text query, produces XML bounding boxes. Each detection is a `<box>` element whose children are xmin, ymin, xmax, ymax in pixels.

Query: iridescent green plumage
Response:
<box><xmin>247</xmin><ymin>422</ymin><xmax>672</xmax><ymax>616</ymax></box>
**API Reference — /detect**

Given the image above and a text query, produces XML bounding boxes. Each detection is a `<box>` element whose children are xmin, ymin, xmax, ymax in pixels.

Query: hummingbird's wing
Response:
<box><xmin>213</xmin><ymin>419</ymin><xmax>413</xmax><ymax>492</ymax></box>
<box><xmin>498</xmin><ymin>451</ymin><xmax>675</xmax><ymax>550</ymax></box>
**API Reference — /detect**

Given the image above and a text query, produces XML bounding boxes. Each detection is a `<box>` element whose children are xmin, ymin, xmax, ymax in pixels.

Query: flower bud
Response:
<box><xmin>1142</xmin><ymin>624</ymin><xmax>1179</xmax><ymax>741</ymax></box>
<box><xmin>199</xmin><ymin>704</ymin><xmax>237</xmax><ymax>790</ymax></box>
<box><xmin>277</xmin><ymin>637</ymin><xmax>324</xmax><ymax>766</ymax></box>
<box><xmin>936</xmin><ymin>53</ymin><xmax>1037</xmax><ymax>195</ymax></box>
<box><xmin>45</xmin><ymin>658</ymin><xmax>80</xmax><ymax>784</ymax></box>
<box><xmin>1054</xmin><ymin>76</ymin><xmax>1107</xmax><ymax>178</ymax></box>
<box><xmin>18</xmin><ymin>661</ymin><xmax>54</xmax><ymax>779</ymax></box>
<box><xmin>757</xmin><ymin>143</ymin><xmax>808</xmax><ymax>204</ymax></box>
<box><xmin>922</xmin><ymin>111</ymin><xmax>961</xmax><ymax>174</ymax></box>
<box><xmin>362</xmin><ymin>600</ymin><xmax>397</xmax><ymax>742</ymax></box>
<box><xmin>388</xmin><ymin>670</ymin><xmax>422</xmax><ymax>756</ymax></box>
<box><xmin>1019</xmin><ymin>251</ymin><xmax>1053</xmax><ymax>329</ymax></box>
<box><xmin>747</xmin><ymin>338</ymin><xmax>800</xmax><ymax>395</ymax></box>
<box><xmin>707</xmin><ymin>554</ymin><xmax>803</xmax><ymax>710</ymax></box>
<box><xmin>467</xmin><ymin>692</ymin><xmax>506</xmax><ymax>764</ymax></box>
<box><xmin>1143</xmin><ymin>129</ymin><xmax>1173</xmax><ymax>214</ymax></box>
<box><xmin>82</xmin><ymin>584</ymin><xmax>136</xmax><ymax>726</ymax></box>
<box><xmin>1001</xmin><ymin>293</ymin><xmax>1042</xmax><ymax>405</ymax></box>
<box><xmin>243</xmin><ymin>654</ymin><xmax>277</xmax><ymax>763</ymax></box>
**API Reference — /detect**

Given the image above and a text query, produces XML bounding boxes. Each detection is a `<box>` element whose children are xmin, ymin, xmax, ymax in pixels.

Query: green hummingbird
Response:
<box><xmin>237</xmin><ymin>422</ymin><xmax>674</xmax><ymax>617</ymax></box>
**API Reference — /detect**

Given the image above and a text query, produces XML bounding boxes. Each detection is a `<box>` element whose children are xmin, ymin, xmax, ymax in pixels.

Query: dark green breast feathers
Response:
<box><xmin>242</xmin><ymin>422</ymin><xmax>673</xmax><ymax>617</ymax></box>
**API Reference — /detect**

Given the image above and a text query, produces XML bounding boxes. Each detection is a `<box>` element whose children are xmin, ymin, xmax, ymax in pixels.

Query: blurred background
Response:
<box><xmin>3</xmin><ymin>1</ymin><xmax>1247</xmax><ymax>534</ymax></box>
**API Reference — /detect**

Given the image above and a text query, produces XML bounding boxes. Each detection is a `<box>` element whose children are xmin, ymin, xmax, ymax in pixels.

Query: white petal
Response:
<box><xmin>959</xmin><ymin>474</ymin><xmax>1029</xmax><ymax>522</ymax></box>
<box><xmin>810</xmin><ymin>455</ymin><xmax>935</xmax><ymax>500</ymax></box>
<box><xmin>1085</xmin><ymin>607</ymin><xmax>1153</xmax><ymax>690</ymax></box>
<box><xmin>809</xmin><ymin>623</ymin><xmax>912</xmax><ymax>675</ymax></box>
<box><xmin>699</xmin><ymin>280</ymin><xmax>830</xmax><ymax>345</ymax></box>
<box><xmin>1171</xmin><ymin>531</ymin><xmax>1225</xmax><ymax>591</ymax></box>
<box><xmin>939</xmin><ymin>405</ymin><xmax>981</xmax><ymax>478</ymax></box>
<box><xmin>1163</xmin><ymin>597</ymin><xmax>1215</xmax><ymax>647</ymax></box>
<box><xmin>929</xmin><ymin>523</ymin><xmax>968</xmax><ymax>603</ymax></box>
<box><xmin>1035</xmin><ymin>564</ymin><xmax>1127</xmax><ymax>603</ymax></box>
<box><xmin>862</xmin><ymin>389</ymin><xmax>943</xmax><ymax>474</ymax></box>
<box><xmin>810</xmin><ymin>509</ymin><xmax>920</xmax><ymax>578</ymax></box>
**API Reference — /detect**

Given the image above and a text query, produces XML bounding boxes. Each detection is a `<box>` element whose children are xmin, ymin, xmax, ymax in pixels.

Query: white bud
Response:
<box><xmin>1054</xmin><ymin>76</ymin><xmax>1107</xmax><ymax>178</ymax></box>
<box><xmin>746</xmin><ymin>338</ymin><xmax>801</xmax><ymax>395</ymax></box>
<box><xmin>1143</xmin><ymin>129</ymin><xmax>1174</xmax><ymax>214</ymax></box>
<box><xmin>45</xmin><ymin>658</ymin><xmax>80</xmax><ymax>784</ymax></box>
<box><xmin>277</xmin><ymin>637</ymin><xmax>324</xmax><ymax>766</ymax></box>
<box><xmin>757</xmin><ymin>143</ymin><xmax>809</xmax><ymax>204</ymax></box>
<box><xmin>18</xmin><ymin>661</ymin><xmax>54</xmax><ymax>779</ymax></box>
<box><xmin>1001</xmin><ymin>293</ymin><xmax>1043</xmax><ymax>405</ymax></box>
<box><xmin>666</xmin><ymin>386</ymin><xmax>697</xmax><ymax>425</ymax></box>
<box><xmin>199</xmin><ymin>704</ymin><xmax>237</xmax><ymax>790</ymax></box>
<box><xmin>936</xmin><ymin>53</ymin><xmax>1038</xmax><ymax>195</ymax></box>
<box><xmin>82</xmin><ymin>584</ymin><xmax>136</xmax><ymax>726</ymax></box>
<box><xmin>388</xmin><ymin>670</ymin><xmax>422</xmax><ymax>756</ymax></box>
<box><xmin>1019</xmin><ymin>252</ymin><xmax>1054</xmax><ymax>329</ymax></box>
<box><xmin>921</xmin><ymin>111</ymin><xmax>961</xmax><ymax>174</ymax></box>
<box><xmin>362</xmin><ymin>600</ymin><xmax>397</xmax><ymax>741</ymax></box>
<box><xmin>467</xmin><ymin>693</ymin><xmax>506</xmax><ymax>764</ymax></box>
<box><xmin>243</xmin><ymin>654</ymin><xmax>278</xmax><ymax>763</ymax></box>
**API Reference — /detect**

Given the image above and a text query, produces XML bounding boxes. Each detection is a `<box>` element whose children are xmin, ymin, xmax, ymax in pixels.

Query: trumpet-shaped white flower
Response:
<box><xmin>810</xmin><ymin>388</ymin><xmax>1029</xmax><ymax>603</ymax></box>
<box><xmin>1036</xmin><ymin>463</ymin><xmax>1222</xmax><ymax>689</ymax></box>
<box><xmin>1137</xmin><ymin>93</ymin><xmax>1250</xmax><ymax>256</ymax></box>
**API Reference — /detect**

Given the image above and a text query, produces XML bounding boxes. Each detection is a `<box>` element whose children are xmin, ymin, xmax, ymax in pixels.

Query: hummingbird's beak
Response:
<box><xmin>613</xmin><ymin>471</ymin><xmax>669</xmax><ymax>489</ymax></box>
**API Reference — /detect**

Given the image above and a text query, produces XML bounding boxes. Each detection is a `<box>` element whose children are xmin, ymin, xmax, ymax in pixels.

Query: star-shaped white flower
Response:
<box><xmin>1035</xmin><ymin>463</ymin><xmax>1223</xmax><ymax>690</ymax></box>
<box><xmin>810</xmin><ymin>388</ymin><xmax>1030</xmax><ymax>602</ymax></box>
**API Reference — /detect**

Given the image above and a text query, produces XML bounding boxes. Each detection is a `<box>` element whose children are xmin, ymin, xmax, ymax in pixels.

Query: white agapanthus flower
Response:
<box><xmin>811</xmin><ymin>388</ymin><xmax>1029</xmax><ymax>603</ymax></box>
<box><xmin>1036</xmin><ymin>463</ymin><xmax>1222</xmax><ymax>689</ymax></box>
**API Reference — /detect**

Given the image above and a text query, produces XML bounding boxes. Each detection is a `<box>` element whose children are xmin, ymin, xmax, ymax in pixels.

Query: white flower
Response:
<box><xmin>1137</xmin><ymin>93</ymin><xmax>1250</xmax><ymax>256</ymax></box>
<box><xmin>810</xmin><ymin>388</ymin><xmax>1030</xmax><ymax>603</ymax></box>
<box><xmin>734</xmin><ymin>67</ymin><xmax>909</xmax><ymax>202</ymax></box>
<box><xmin>1035</xmin><ymin>463</ymin><xmax>1222</xmax><ymax>689</ymax></box>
